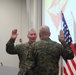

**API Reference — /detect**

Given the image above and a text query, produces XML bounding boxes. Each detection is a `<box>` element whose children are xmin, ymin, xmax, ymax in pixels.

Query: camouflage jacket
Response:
<box><xmin>32</xmin><ymin>38</ymin><xmax>74</xmax><ymax>75</ymax></box>
<box><xmin>6</xmin><ymin>38</ymin><xmax>35</xmax><ymax>75</ymax></box>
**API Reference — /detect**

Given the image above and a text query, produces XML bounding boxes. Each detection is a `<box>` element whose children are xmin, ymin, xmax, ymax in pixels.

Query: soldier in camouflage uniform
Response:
<box><xmin>32</xmin><ymin>25</ymin><xmax>74</xmax><ymax>75</ymax></box>
<box><xmin>6</xmin><ymin>28</ymin><xmax>37</xmax><ymax>75</ymax></box>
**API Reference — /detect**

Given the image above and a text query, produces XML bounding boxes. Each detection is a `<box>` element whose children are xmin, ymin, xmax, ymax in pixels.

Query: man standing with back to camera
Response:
<box><xmin>6</xmin><ymin>28</ymin><xmax>37</xmax><ymax>75</ymax></box>
<box><xmin>31</xmin><ymin>25</ymin><xmax>74</xmax><ymax>75</ymax></box>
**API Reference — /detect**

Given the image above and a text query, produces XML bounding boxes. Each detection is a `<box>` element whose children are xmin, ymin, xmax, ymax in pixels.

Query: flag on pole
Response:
<box><xmin>62</xmin><ymin>12</ymin><xmax>76</xmax><ymax>75</ymax></box>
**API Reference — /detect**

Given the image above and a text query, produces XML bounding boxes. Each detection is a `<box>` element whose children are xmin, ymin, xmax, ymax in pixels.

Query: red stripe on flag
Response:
<box><xmin>71</xmin><ymin>59</ymin><xmax>76</xmax><ymax>70</ymax></box>
<box><xmin>66</xmin><ymin>61</ymin><xmax>74</xmax><ymax>75</ymax></box>
<box><xmin>70</xmin><ymin>43</ymin><xmax>76</xmax><ymax>56</ymax></box>
<box><xmin>64</xmin><ymin>67</ymin><xmax>68</xmax><ymax>75</ymax></box>
<box><xmin>64</xmin><ymin>59</ymin><xmax>76</xmax><ymax>75</ymax></box>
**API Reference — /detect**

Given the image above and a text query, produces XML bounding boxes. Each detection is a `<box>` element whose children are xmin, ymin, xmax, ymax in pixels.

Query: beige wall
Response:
<box><xmin>0</xmin><ymin>0</ymin><xmax>21</xmax><ymax>68</ymax></box>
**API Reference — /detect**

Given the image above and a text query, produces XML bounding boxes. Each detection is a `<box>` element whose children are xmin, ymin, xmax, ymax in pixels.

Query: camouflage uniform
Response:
<box><xmin>32</xmin><ymin>38</ymin><xmax>74</xmax><ymax>75</ymax></box>
<box><xmin>6</xmin><ymin>38</ymin><xmax>35</xmax><ymax>75</ymax></box>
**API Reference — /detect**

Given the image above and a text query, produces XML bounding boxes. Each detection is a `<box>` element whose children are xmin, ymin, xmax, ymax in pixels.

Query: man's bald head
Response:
<box><xmin>39</xmin><ymin>25</ymin><xmax>51</xmax><ymax>38</ymax></box>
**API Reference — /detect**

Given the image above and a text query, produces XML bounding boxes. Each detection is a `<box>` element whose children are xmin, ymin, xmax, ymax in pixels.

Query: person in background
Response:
<box><xmin>32</xmin><ymin>25</ymin><xmax>74</xmax><ymax>75</ymax></box>
<box><xmin>6</xmin><ymin>28</ymin><xmax>37</xmax><ymax>75</ymax></box>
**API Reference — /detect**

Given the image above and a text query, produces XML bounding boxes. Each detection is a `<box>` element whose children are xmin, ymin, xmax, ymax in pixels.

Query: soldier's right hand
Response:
<box><xmin>58</xmin><ymin>30</ymin><xmax>64</xmax><ymax>41</ymax></box>
<box><xmin>11</xmin><ymin>29</ymin><xmax>18</xmax><ymax>39</ymax></box>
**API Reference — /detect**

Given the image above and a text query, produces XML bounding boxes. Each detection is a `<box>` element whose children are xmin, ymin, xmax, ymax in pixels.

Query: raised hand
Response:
<box><xmin>11</xmin><ymin>29</ymin><xmax>18</xmax><ymax>39</ymax></box>
<box><xmin>58</xmin><ymin>30</ymin><xmax>64</xmax><ymax>41</ymax></box>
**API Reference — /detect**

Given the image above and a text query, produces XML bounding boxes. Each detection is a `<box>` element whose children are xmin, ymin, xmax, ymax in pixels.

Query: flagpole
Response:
<box><xmin>60</xmin><ymin>11</ymin><xmax>63</xmax><ymax>75</ymax></box>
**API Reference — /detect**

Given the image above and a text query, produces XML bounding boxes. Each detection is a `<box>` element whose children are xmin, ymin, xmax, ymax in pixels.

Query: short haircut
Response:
<box><xmin>28</xmin><ymin>27</ymin><xmax>36</xmax><ymax>35</ymax></box>
<box><xmin>39</xmin><ymin>25</ymin><xmax>50</xmax><ymax>35</ymax></box>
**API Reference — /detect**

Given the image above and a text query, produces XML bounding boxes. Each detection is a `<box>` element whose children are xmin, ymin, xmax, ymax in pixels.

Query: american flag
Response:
<box><xmin>62</xmin><ymin>12</ymin><xmax>76</xmax><ymax>75</ymax></box>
